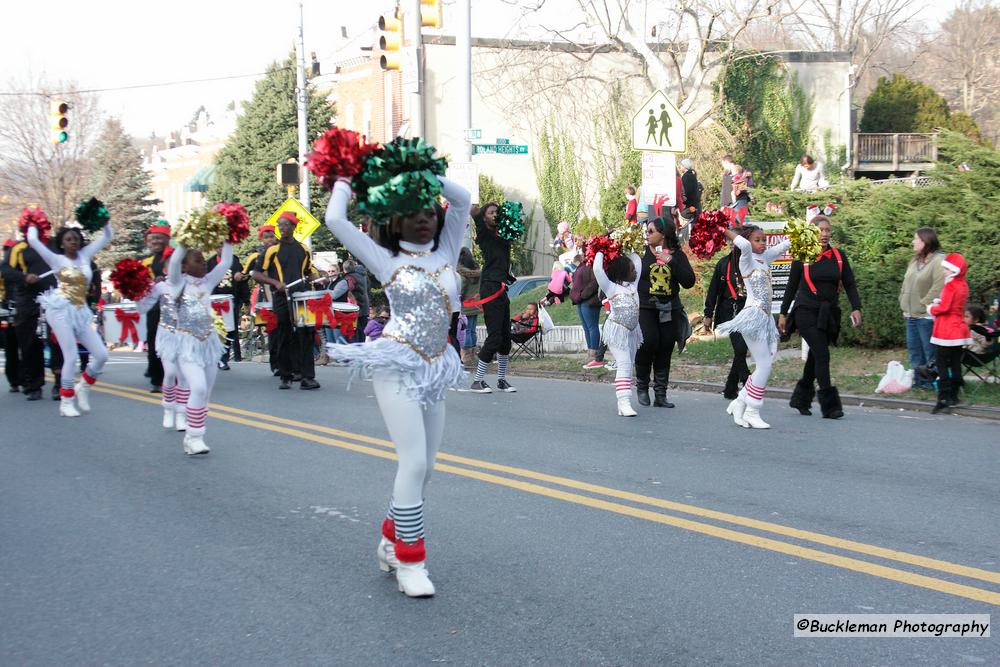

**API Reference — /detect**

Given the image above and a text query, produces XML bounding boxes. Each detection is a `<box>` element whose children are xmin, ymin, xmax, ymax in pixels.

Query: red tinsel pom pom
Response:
<box><xmin>688</xmin><ymin>209</ymin><xmax>730</xmax><ymax>260</ymax></box>
<box><xmin>584</xmin><ymin>235</ymin><xmax>621</xmax><ymax>266</ymax></box>
<box><xmin>110</xmin><ymin>258</ymin><xmax>154</xmax><ymax>301</ymax></box>
<box><xmin>305</xmin><ymin>127</ymin><xmax>379</xmax><ymax>191</ymax></box>
<box><xmin>213</xmin><ymin>202</ymin><xmax>250</xmax><ymax>244</ymax></box>
<box><xmin>18</xmin><ymin>208</ymin><xmax>52</xmax><ymax>243</ymax></box>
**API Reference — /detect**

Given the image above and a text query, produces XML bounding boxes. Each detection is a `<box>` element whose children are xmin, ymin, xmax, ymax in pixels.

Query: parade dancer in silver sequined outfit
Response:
<box><xmin>593</xmin><ymin>251</ymin><xmax>643</xmax><ymax>416</ymax></box>
<box><xmin>165</xmin><ymin>241</ymin><xmax>232</xmax><ymax>455</ymax></box>
<box><xmin>137</xmin><ymin>280</ymin><xmax>190</xmax><ymax>431</ymax></box>
<box><xmin>324</xmin><ymin>175</ymin><xmax>470</xmax><ymax>598</ymax></box>
<box><xmin>715</xmin><ymin>226</ymin><xmax>790</xmax><ymax>429</ymax></box>
<box><xmin>26</xmin><ymin>223</ymin><xmax>112</xmax><ymax>418</ymax></box>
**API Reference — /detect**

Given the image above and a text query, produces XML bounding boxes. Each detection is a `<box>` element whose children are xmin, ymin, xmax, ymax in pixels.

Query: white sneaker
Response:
<box><xmin>175</xmin><ymin>411</ymin><xmax>188</xmax><ymax>432</ymax></box>
<box><xmin>59</xmin><ymin>396</ymin><xmax>81</xmax><ymax>418</ymax></box>
<box><xmin>741</xmin><ymin>406</ymin><xmax>771</xmax><ymax>429</ymax></box>
<box><xmin>377</xmin><ymin>537</ymin><xmax>399</xmax><ymax>572</ymax></box>
<box><xmin>726</xmin><ymin>397</ymin><xmax>748</xmax><ymax>428</ymax></box>
<box><xmin>395</xmin><ymin>561</ymin><xmax>435</xmax><ymax>597</ymax></box>
<box><xmin>617</xmin><ymin>396</ymin><xmax>637</xmax><ymax>417</ymax></box>
<box><xmin>162</xmin><ymin>408</ymin><xmax>175</xmax><ymax>429</ymax></box>
<box><xmin>183</xmin><ymin>433</ymin><xmax>210</xmax><ymax>455</ymax></box>
<box><xmin>74</xmin><ymin>381</ymin><xmax>91</xmax><ymax>413</ymax></box>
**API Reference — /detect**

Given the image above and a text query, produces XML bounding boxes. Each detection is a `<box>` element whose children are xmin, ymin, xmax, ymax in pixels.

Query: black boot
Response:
<box><xmin>652</xmin><ymin>368</ymin><xmax>674</xmax><ymax>408</ymax></box>
<box><xmin>817</xmin><ymin>386</ymin><xmax>844</xmax><ymax>419</ymax></box>
<box><xmin>789</xmin><ymin>379</ymin><xmax>815</xmax><ymax>416</ymax></box>
<box><xmin>931</xmin><ymin>378</ymin><xmax>950</xmax><ymax>414</ymax></box>
<box><xmin>722</xmin><ymin>370</ymin><xmax>740</xmax><ymax>400</ymax></box>
<box><xmin>635</xmin><ymin>363</ymin><xmax>651</xmax><ymax>406</ymax></box>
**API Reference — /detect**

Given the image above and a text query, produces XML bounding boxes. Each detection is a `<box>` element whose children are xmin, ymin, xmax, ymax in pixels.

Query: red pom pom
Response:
<box><xmin>18</xmin><ymin>208</ymin><xmax>52</xmax><ymax>243</ymax></box>
<box><xmin>584</xmin><ymin>235</ymin><xmax>621</xmax><ymax>266</ymax></box>
<box><xmin>305</xmin><ymin>127</ymin><xmax>379</xmax><ymax>191</ymax></box>
<box><xmin>110</xmin><ymin>258</ymin><xmax>154</xmax><ymax>301</ymax></box>
<box><xmin>689</xmin><ymin>210</ymin><xmax>730</xmax><ymax>260</ymax></box>
<box><xmin>213</xmin><ymin>202</ymin><xmax>250</xmax><ymax>244</ymax></box>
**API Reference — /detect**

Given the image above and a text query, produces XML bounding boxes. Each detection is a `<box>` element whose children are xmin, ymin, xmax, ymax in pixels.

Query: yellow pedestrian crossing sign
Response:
<box><xmin>267</xmin><ymin>198</ymin><xmax>321</xmax><ymax>242</ymax></box>
<box><xmin>632</xmin><ymin>90</ymin><xmax>687</xmax><ymax>153</ymax></box>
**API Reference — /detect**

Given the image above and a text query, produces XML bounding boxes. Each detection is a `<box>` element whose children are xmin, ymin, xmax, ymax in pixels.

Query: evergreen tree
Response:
<box><xmin>86</xmin><ymin>118</ymin><xmax>161</xmax><ymax>266</ymax></box>
<box><xmin>207</xmin><ymin>55</ymin><xmax>334</xmax><ymax>254</ymax></box>
<box><xmin>859</xmin><ymin>74</ymin><xmax>951</xmax><ymax>133</ymax></box>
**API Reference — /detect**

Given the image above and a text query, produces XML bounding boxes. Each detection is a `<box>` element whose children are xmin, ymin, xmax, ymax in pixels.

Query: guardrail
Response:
<box><xmin>853</xmin><ymin>133</ymin><xmax>937</xmax><ymax>171</ymax></box>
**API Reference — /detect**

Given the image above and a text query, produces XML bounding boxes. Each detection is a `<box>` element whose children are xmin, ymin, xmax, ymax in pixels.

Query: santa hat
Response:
<box><xmin>258</xmin><ymin>224</ymin><xmax>275</xmax><ymax>239</ymax></box>
<box><xmin>805</xmin><ymin>205</ymin><xmax>821</xmax><ymax>223</ymax></box>
<box><xmin>941</xmin><ymin>252</ymin><xmax>967</xmax><ymax>281</ymax></box>
<box><xmin>146</xmin><ymin>221</ymin><xmax>171</xmax><ymax>237</ymax></box>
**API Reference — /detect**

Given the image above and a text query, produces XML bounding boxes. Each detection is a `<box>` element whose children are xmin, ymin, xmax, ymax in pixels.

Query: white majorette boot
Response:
<box><xmin>162</xmin><ymin>408</ymin><xmax>175</xmax><ymax>429</ymax></box>
<box><xmin>183</xmin><ymin>432</ymin><xmax>210</xmax><ymax>456</ymax></box>
<box><xmin>59</xmin><ymin>394</ymin><xmax>81</xmax><ymax>418</ymax></box>
<box><xmin>741</xmin><ymin>406</ymin><xmax>771</xmax><ymax>429</ymax></box>
<box><xmin>377</xmin><ymin>519</ymin><xmax>399</xmax><ymax>572</ymax></box>
<box><xmin>726</xmin><ymin>397</ymin><xmax>747</xmax><ymax>427</ymax></box>
<box><xmin>175</xmin><ymin>410</ymin><xmax>187</xmax><ymax>432</ymax></box>
<box><xmin>394</xmin><ymin>539</ymin><xmax>435</xmax><ymax>597</ymax></box>
<box><xmin>617</xmin><ymin>396</ymin><xmax>637</xmax><ymax>417</ymax></box>
<box><xmin>73</xmin><ymin>381</ymin><xmax>91</xmax><ymax>413</ymax></box>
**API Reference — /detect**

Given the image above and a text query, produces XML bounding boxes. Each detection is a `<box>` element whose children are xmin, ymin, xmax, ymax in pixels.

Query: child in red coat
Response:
<box><xmin>928</xmin><ymin>252</ymin><xmax>972</xmax><ymax>413</ymax></box>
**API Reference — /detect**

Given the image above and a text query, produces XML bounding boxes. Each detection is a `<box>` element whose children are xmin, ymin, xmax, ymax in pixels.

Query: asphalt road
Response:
<box><xmin>1</xmin><ymin>352</ymin><xmax>998</xmax><ymax>666</ymax></box>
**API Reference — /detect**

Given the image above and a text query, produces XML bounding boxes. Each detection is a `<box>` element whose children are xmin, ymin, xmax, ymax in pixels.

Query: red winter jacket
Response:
<box><xmin>928</xmin><ymin>253</ymin><xmax>972</xmax><ymax>347</ymax></box>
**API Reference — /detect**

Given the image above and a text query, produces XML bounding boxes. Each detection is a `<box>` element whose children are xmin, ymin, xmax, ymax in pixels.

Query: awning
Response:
<box><xmin>183</xmin><ymin>164</ymin><xmax>217</xmax><ymax>193</ymax></box>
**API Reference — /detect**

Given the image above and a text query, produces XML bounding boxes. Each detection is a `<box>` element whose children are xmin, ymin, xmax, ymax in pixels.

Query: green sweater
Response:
<box><xmin>899</xmin><ymin>251</ymin><xmax>946</xmax><ymax>318</ymax></box>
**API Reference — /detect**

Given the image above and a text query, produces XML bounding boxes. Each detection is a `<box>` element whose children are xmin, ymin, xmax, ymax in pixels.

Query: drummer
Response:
<box><xmin>251</xmin><ymin>212</ymin><xmax>321</xmax><ymax>390</ymax></box>
<box><xmin>244</xmin><ymin>225</ymin><xmax>279</xmax><ymax>376</ymax></box>
<box><xmin>208</xmin><ymin>247</ymin><xmax>248</xmax><ymax>370</ymax></box>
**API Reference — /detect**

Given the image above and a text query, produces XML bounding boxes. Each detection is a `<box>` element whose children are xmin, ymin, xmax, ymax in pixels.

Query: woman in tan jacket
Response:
<box><xmin>899</xmin><ymin>227</ymin><xmax>946</xmax><ymax>387</ymax></box>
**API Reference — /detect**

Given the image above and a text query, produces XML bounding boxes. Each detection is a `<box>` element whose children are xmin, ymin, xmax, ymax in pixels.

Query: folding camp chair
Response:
<box><xmin>962</xmin><ymin>337</ymin><xmax>1000</xmax><ymax>396</ymax></box>
<box><xmin>510</xmin><ymin>320</ymin><xmax>544</xmax><ymax>360</ymax></box>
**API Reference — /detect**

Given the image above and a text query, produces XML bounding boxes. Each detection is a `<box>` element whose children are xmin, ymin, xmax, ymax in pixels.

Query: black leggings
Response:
<box><xmin>795</xmin><ymin>308</ymin><xmax>834</xmax><ymax>390</ymax></box>
<box><xmin>635</xmin><ymin>309</ymin><xmax>683</xmax><ymax>383</ymax></box>
<box><xmin>727</xmin><ymin>332</ymin><xmax>749</xmax><ymax>384</ymax></box>
<box><xmin>936</xmin><ymin>345</ymin><xmax>964</xmax><ymax>388</ymax></box>
<box><xmin>478</xmin><ymin>281</ymin><xmax>511</xmax><ymax>362</ymax></box>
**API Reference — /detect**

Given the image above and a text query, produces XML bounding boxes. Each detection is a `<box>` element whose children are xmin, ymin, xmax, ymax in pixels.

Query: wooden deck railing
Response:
<box><xmin>853</xmin><ymin>133</ymin><xmax>938</xmax><ymax>170</ymax></box>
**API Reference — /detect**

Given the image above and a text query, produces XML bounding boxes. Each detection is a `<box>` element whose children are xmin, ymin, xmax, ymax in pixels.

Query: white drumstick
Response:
<box><xmin>37</xmin><ymin>270</ymin><xmax>54</xmax><ymax>279</ymax></box>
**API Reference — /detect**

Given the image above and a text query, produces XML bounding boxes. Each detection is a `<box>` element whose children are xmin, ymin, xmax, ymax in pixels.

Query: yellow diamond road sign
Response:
<box><xmin>267</xmin><ymin>198</ymin><xmax>321</xmax><ymax>242</ymax></box>
<box><xmin>632</xmin><ymin>90</ymin><xmax>687</xmax><ymax>153</ymax></box>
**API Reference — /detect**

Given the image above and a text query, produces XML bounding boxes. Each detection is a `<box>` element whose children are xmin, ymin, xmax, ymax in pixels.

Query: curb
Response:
<box><xmin>510</xmin><ymin>368</ymin><xmax>1000</xmax><ymax>421</ymax></box>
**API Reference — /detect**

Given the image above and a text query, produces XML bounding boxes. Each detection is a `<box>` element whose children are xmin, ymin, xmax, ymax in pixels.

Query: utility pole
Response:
<box><xmin>458</xmin><ymin>0</ymin><xmax>471</xmax><ymax>161</ymax></box>
<box><xmin>295</xmin><ymin>2</ymin><xmax>311</xmax><ymax>214</ymax></box>
<box><xmin>404</xmin><ymin>0</ymin><xmax>423</xmax><ymax>138</ymax></box>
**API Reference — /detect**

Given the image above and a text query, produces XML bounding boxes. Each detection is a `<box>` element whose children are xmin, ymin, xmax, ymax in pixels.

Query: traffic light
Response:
<box><xmin>50</xmin><ymin>98</ymin><xmax>69</xmax><ymax>144</ymax></box>
<box><xmin>420</xmin><ymin>0</ymin><xmax>442</xmax><ymax>28</ymax></box>
<box><xmin>378</xmin><ymin>15</ymin><xmax>403</xmax><ymax>71</ymax></box>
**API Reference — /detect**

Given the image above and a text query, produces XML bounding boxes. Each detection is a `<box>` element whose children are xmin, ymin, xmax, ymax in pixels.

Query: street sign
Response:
<box><xmin>472</xmin><ymin>143</ymin><xmax>528</xmax><ymax>155</ymax></box>
<box><xmin>640</xmin><ymin>151</ymin><xmax>677</xmax><ymax>212</ymax></box>
<box><xmin>446</xmin><ymin>162</ymin><xmax>479</xmax><ymax>203</ymax></box>
<box><xmin>266</xmin><ymin>198</ymin><xmax>322</xmax><ymax>242</ymax></box>
<box><xmin>632</xmin><ymin>90</ymin><xmax>687</xmax><ymax>153</ymax></box>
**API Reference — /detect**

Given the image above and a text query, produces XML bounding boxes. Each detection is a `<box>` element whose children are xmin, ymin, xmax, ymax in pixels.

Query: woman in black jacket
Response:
<box><xmin>703</xmin><ymin>231</ymin><xmax>749</xmax><ymax>399</ymax></box>
<box><xmin>635</xmin><ymin>217</ymin><xmax>696</xmax><ymax>407</ymax></box>
<box><xmin>779</xmin><ymin>215</ymin><xmax>862</xmax><ymax>419</ymax></box>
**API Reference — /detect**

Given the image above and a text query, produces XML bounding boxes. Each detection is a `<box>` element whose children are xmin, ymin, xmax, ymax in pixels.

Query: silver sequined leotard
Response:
<box><xmin>594</xmin><ymin>251</ymin><xmax>644</xmax><ymax>359</ymax></box>
<box><xmin>715</xmin><ymin>236</ymin><xmax>790</xmax><ymax>348</ymax></box>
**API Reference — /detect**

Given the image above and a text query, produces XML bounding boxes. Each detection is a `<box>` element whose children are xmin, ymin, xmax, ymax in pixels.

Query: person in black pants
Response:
<box><xmin>779</xmin><ymin>215</ymin><xmax>862</xmax><ymax>419</ymax></box>
<box><xmin>252</xmin><ymin>212</ymin><xmax>320</xmax><ymax>390</ymax></box>
<box><xmin>635</xmin><ymin>217</ymin><xmax>696</xmax><ymax>407</ymax></box>
<box><xmin>140</xmin><ymin>223</ymin><xmax>172</xmax><ymax>392</ymax></box>
<box><xmin>469</xmin><ymin>203</ymin><xmax>516</xmax><ymax>393</ymax></box>
<box><xmin>208</xmin><ymin>250</ymin><xmax>248</xmax><ymax>369</ymax></box>
<box><xmin>2</xmin><ymin>241</ymin><xmax>23</xmax><ymax>392</ymax></box>
<box><xmin>2</xmin><ymin>236</ymin><xmax>58</xmax><ymax>400</ymax></box>
<box><xmin>703</xmin><ymin>233</ymin><xmax>749</xmax><ymax>399</ymax></box>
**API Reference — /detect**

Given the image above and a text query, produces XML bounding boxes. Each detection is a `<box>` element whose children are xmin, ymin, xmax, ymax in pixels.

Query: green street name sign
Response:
<box><xmin>472</xmin><ymin>138</ymin><xmax>528</xmax><ymax>155</ymax></box>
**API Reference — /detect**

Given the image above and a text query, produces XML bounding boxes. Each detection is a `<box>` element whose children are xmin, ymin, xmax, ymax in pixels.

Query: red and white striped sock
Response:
<box><xmin>615</xmin><ymin>376</ymin><xmax>632</xmax><ymax>399</ymax></box>
<box><xmin>744</xmin><ymin>378</ymin><xmax>766</xmax><ymax>405</ymax></box>
<box><xmin>175</xmin><ymin>387</ymin><xmax>190</xmax><ymax>411</ymax></box>
<box><xmin>186</xmin><ymin>406</ymin><xmax>208</xmax><ymax>434</ymax></box>
<box><xmin>162</xmin><ymin>384</ymin><xmax>177</xmax><ymax>408</ymax></box>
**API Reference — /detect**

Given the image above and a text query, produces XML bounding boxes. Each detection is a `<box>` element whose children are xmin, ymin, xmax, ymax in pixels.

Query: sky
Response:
<box><xmin>1</xmin><ymin>0</ymin><xmax>960</xmax><ymax>140</ymax></box>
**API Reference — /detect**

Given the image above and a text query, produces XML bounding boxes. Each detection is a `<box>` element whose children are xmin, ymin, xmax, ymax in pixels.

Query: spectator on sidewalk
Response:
<box><xmin>899</xmin><ymin>227</ymin><xmax>946</xmax><ymax>388</ymax></box>
<box><xmin>570</xmin><ymin>252</ymin><xmax>603</xmax><ymax>369</ymax></box>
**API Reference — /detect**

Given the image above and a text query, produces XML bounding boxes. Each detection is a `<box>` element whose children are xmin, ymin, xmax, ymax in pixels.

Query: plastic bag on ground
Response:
<box><xmin>875</xmin><ymin>360</ymin><xmax>913</xmax><ymax>394</ymax></box>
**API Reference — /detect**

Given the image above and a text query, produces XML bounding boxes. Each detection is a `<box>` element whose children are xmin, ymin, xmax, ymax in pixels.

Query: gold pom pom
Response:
<box><xmin>786</xmin><ymin>218</ymin><xmax>823</xmax><ymax>263</ymax></box>
<box><xmin>610</xmin><ymin>224</ymin><xmax>645</xmax><ymax>256</ymax></box>
<box><xmin>213</xmin><ymin>314</ymin><xmax>228</xmax><ymax>343</ymax></box>
<box><xmin>173</xmin><ymin>208</ymin><xmax>228</xmax><ymax>254</ymax></box>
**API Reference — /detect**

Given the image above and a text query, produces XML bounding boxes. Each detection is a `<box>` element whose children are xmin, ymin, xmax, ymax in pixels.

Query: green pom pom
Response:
<box><xmin>354</xmin><ymin>137</ymin><xmax>448</xmax><ymax>223</ymax></box>
<box><xmin>496</xmin><ymin>201</ymin><xmax>525</xmax><ymax>242</ymax></box>
<box><xmin>74</xmin><ymin>197</ymin><xmax>110</xmax><ymax>232</ymax></box>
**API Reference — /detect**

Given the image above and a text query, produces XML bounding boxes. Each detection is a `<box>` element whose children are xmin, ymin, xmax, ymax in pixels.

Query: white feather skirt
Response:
<box><xmin>715</xmin><ymin>306</ymin><xmax>779</xmax><ymax>348</ymax></box>
<box><xmin>164</xmin><ymin>331</ymin><xmax>224</xmax><ymax>367</ymax></box>
<box><xmin>602</xmin><ymin>320</ymin><xmax>643</xmax><ymax>362</ymax></box>
<box><xmin>327</xmin><ymin>338</ymin><xmax>466</xmax><ymax>407</ymax></box>
<box><xmin>38</xmin><ymin>291</ymin><xmax>94</xmax><ymax>335</ymax></box>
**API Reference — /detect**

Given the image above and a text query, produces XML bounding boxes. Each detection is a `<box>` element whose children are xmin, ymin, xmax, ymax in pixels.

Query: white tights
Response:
<box><xmin>742</xmin><ymin>336</ymin><xmax>777</xmax><ymax>408</ymax></box>
<box><xmin>177</xmin><ymin>360</ymin><xmax>218</xmax><ymax>436</ymax></box>
<box><xmin>608</xmin><ymin>346</ymin><xmax>634</xmax><ymax>399</ymax></box>
<box><xmin>161</xmin><ymin>357</ymin><xmax>189</xmax><ymax>412</ymax></box>
<box><xmin>48</xmin><ymin>308</ymin><xmax>108</xmax><ymax>390</ymax></box>
<box><xmin>372</xmin><ymin>369</ymin><xmax>446</xmax><ymax>543</ymax></box>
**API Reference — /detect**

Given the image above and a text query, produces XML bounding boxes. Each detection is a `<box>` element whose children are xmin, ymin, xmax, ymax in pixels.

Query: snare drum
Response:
<box><xmin>330</xmin><ymin>301</ymin><xmax>360</xmax><ymax>314</ymax></box>
<box><xmin>209</xmin><ymin>295</ymin><xmax>236</xmax><ymax>332</ymax></box>
<box><xmin>290</xmin><ymin>290</ymin><xmax>330</xmax><ymax>327</ymax></box>
<box><xmin>254</xmin><ymin>301</ymin><xmax>273</xmax><ymax>326</ymax></box>
<box><xmin>102</xmin><ymin>302</ymin><xmax>147</xmax><ymax>346</ymax></box>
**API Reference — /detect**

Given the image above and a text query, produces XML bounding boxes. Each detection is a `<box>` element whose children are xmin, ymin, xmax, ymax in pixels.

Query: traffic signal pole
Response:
<box><xmin>295</xmin><ymin>2</ymin><xmax>311</xmax><ymax>216</ymax></box>
<box><xmin>457</xmin><ymin>0</ymin><xmax>471</xmax><ymax>162</ymax></box>
<box><xmin>404</xmin><ymin>0</ymin><xmax>423</xmax><ymax>138</ymax></box>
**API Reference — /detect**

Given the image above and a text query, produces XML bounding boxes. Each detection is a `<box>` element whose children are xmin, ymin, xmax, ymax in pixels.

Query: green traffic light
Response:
<box><xmin>58</xmin><ymin>131</ymin><xmax>68</xmax><ymax>143</ymax></box>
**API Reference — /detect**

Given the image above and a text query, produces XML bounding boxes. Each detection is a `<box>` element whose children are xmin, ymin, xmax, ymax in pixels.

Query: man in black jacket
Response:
<box><xmin>703</xmin><ymin>243</ymin><xmax>749</xmax><ymax>399</ymax></box>
<box><xmin>2</xmin><ymin>236</ymin><xmax>58</xmax><ymax>400</ymax></box>
<box><xmin>208</xmin><ymin>250</ymin><xmax>248</xmax><ymax>369</ymax></box>
<box><xmin>2</xmin><ymin>241</ymin><xmax>23</xmax><ymax>393</ymax></box>
<box><xmin>140</xmin><ymin>223</ymin><xmax>172</xmax><ymax>392</ymax></box>
<box><xmin>469</xmin><ymin>203</ymin><xmax>516</xmax><ymax>393</ymax></box>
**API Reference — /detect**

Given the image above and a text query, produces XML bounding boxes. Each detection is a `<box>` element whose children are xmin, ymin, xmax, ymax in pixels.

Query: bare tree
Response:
<box><xmin>0</xmin><ymin>77</ymin><xmax>102</xmax><ymax>236</ymax></box>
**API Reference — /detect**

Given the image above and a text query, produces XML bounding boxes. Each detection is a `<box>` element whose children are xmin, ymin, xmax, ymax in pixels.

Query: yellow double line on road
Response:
<box><xmin>92</xmin><ymin>379</ymin><xmax>1000</xmax><ymax>606</ymax></box>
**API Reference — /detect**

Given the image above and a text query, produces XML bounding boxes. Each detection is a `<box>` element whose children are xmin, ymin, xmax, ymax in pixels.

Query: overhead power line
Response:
<box><xmin>0</xmin><ymin>69</ymin><xmax>292</xmax><ymax>97</ymax></box>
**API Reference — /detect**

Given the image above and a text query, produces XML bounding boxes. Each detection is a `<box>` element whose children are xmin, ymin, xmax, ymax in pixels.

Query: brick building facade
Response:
<box><xmin>328</xmin><ymin>54</ymin><xmax>404</xmax><ymax>143</ymax></box>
